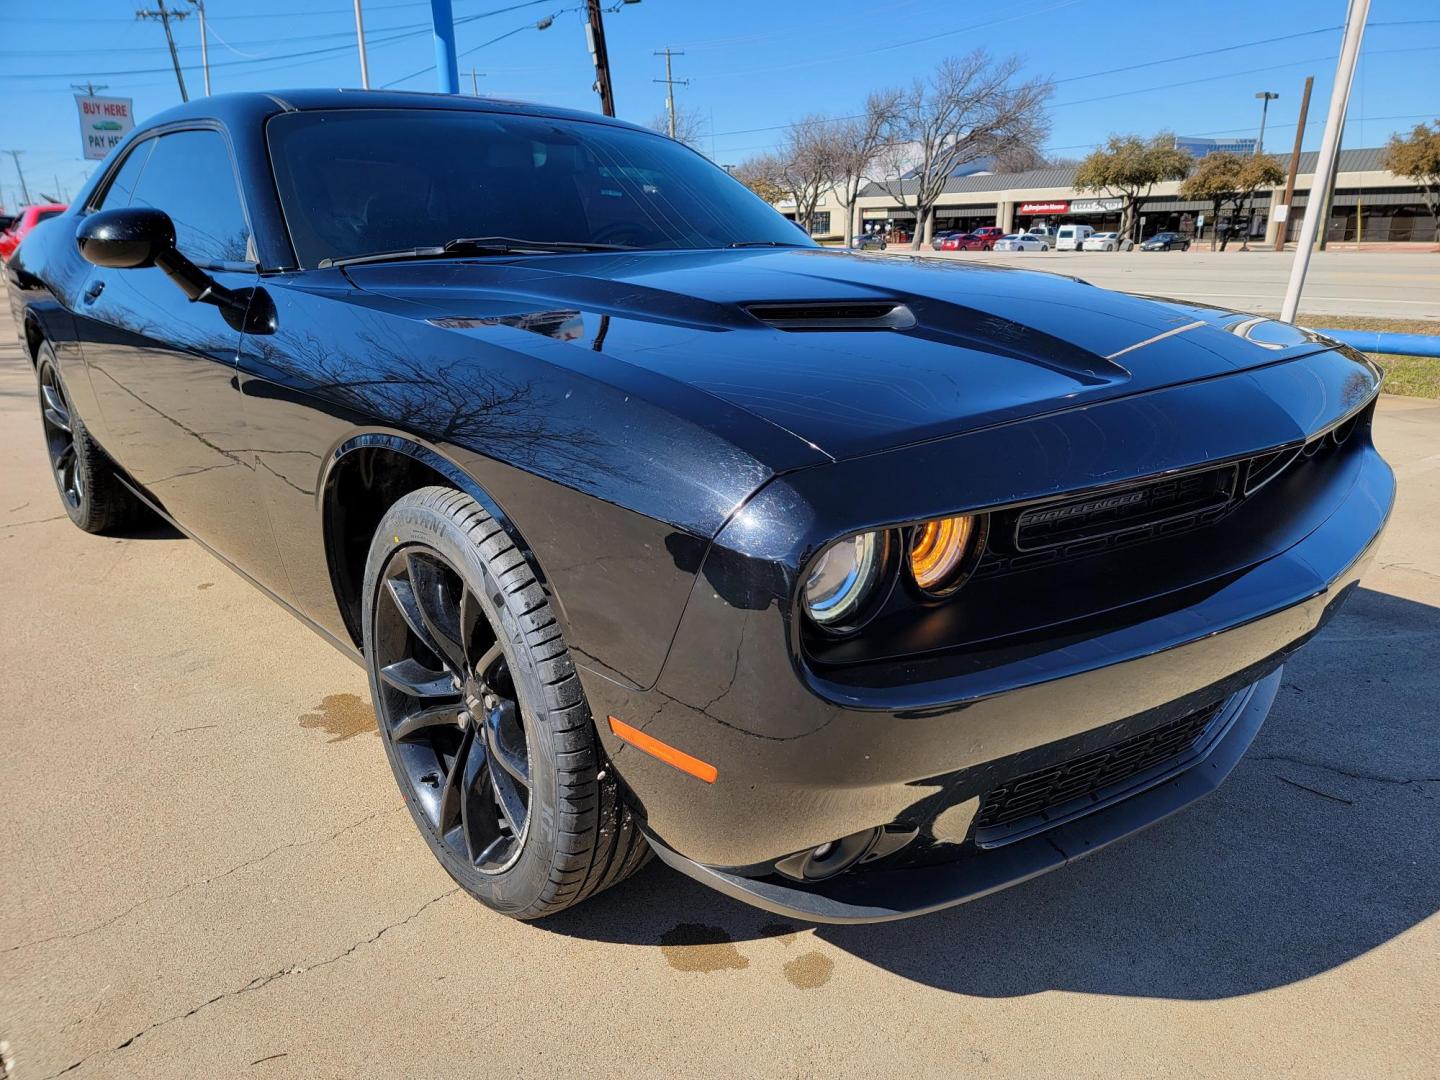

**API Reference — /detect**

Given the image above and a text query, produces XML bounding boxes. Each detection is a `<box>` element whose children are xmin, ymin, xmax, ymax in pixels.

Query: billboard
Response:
<box><xmin>75</xmin><ymin>94</ymin><xmax>135</xmax><ymax>161</ymax></box>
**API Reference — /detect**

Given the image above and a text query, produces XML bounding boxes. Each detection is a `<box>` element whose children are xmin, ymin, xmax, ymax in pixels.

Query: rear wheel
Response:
<box><xmin>35</xmin><ymin>342</ymin><xmax>144</xmax><ymax>534</ymax></box>
<box><xmin>362</xmin><ymin>486</ymin><xmax>650</xmax><ymax>919</ymax></box>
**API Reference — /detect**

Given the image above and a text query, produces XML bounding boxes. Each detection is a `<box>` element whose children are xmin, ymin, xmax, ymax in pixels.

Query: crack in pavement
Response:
<box><xmin>3</xmin><ymin>811</ymin><xmax>390</xmax><ymax>957</ymax></box>
<box><xmin>42</xmin><ymin>888</ymin><xmax>461</xmax><ymax>1080</ymax></box>
<box><xmin>2</xmin><ymin>513</ymin><xmax>66</xmax><ymax>528</ymax></box>
<box><xmin>1254</xmin><ymin>753</ymin><xmax>1440</xmax><ymax>787</ymax></box>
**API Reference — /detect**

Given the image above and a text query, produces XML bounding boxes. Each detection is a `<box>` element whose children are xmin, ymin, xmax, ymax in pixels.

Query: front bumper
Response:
<box><xmin>648</xmin><ymin>670</ymin><xmax>1279</xmax><ymax>923</ymax></box>
<box><xmin>581</xmin><ymin>357</ymin><xmax>1394</xmax><ymax>922</ymax></box>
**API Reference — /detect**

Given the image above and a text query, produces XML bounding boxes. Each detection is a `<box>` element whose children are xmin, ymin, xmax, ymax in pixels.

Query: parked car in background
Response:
<box><xmin>0</xmin><ymin>213</ymin><xmax>15</xmax><ymax>234</ymax></box>
<box><xmin>1023</xmin><ymin>225</ymin><xmax>1058</xmax><ymax>243</ymax></box>
<box><xmin>1141</xmin><ymin>231</ymin><xmax>1191</xmax><ymax>252</ymax></box>
<box><xmin>9</xmin><ymin>90</ymin><xmax>1393</xmax><ymax>926</ymax></box>
<box><xmin>851</xmin><ymin>233</ymin><xmax>887</xmax><ymax>251</ymax></box>
<box><xmin>967</xmin><ymin>226</ymin><xmax>1005</xmax><ymax>249</ymax></box>
<box><xmin>1083</xmin><ymin>231</ymin><xmax>1121</xmax><ymax>252</ymax></box>
<box><xmin>1055</xmin><ymin>224</ymin><xmax>1094</xmax><ymax>251</ymax></box>
<box><xmin>929</xmin><ymin>231</ymin><xmax>962</xmax><ymax>250</ymax></box>
<box><xmin>0</xmin><ymin>203</ymin><xmax>67</xmax><ymax>262</ymax></box>
<box><xmin>937</xmin><ymin>233</ymin><xmax>972</xmax><ymax>251</ymax></box>
<box><xmin>994</xmin><ymin>233</ymin><xmax>1049</xmax><ymax>252</ymax></box>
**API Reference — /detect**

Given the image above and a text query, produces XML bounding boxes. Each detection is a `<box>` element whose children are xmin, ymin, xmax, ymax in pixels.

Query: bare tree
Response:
<box><xmin>733</xmin><ymin>153</ymin><xmax>786</xmax><ymax>205</ymax></box>
<box><xmin>876</xmin><ymin>52</ymin><xmax>1052</xmax><ymax>250</ymax></box>
<box><xmin>648</xmin><ymin>104</ymin><xmax>707</xmax><ymax>151</ymax></box>
<box><xmin>831</xmin><ymin>90</ymin><xmax>902</xmax><ymax>243</ymax></box>
<box><xmin>779</xmin><ymin>115</ymin><xmax>842</xmax><ymax>235</ymax></box>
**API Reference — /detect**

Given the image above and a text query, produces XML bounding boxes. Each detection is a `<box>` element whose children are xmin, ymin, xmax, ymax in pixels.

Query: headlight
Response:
<box><xmin>803</xmin><ymin>530</ymin><xmax>886</xmax><ymax>629</ymax></box>
<box><xmin>908</xmin><ymin>515</ymin><xmax>979</xmax><ymax>596</ymax></box>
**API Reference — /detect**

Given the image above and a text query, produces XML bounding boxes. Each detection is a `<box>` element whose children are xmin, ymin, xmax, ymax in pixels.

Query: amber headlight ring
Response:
<box><xmin>905</xmin><ymin>513</ymin><xmax>989</xmax><ymax>599</ymax></box>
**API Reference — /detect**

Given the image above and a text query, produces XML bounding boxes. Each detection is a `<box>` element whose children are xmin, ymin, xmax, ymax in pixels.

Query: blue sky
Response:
<box><xmin>2</xmin><ymin>0</ymin><xmax>1437</xmax><ymax>210</ymax></box>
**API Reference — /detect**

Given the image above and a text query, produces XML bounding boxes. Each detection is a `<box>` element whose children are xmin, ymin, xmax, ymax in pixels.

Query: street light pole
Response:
<box><xmin>353</xmin><ymin>0</ymin><xmax>371</xmax><ymax>88</ymax></box>
<box><xmin>1254</xmin><ymin>91</ymin><xmax>1279</xmax><ymax>154</ymax></box>
<box><xmin>1281</xmin><ymin>0</ymin><xmax>1370</xmax><ymax>323</ymax></box>
<box><xmin>430</xmin><ymin>0</ymin><xmax>460</xmax><ymax>94</ymax></box>
<box><xmin>193</xmin><ymin>0</ymin><xmax>211</xmax><ymax>95</ymax></box>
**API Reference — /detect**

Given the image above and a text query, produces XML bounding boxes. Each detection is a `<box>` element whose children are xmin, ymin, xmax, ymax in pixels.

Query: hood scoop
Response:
<box><xmin>745</xmin><ymin>300</ymin><xmax>917</xmax><ymax>331</ymax></box>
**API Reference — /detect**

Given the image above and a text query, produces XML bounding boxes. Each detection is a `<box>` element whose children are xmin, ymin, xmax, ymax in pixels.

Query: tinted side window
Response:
<box><xmin>95</xmin><ymin>139</ymin><xmax>156</xmax><ymax>211</ymax></box>
<box><xmin>129</xmin><ymin>130</ymin><xmax>252</xmax><ymax>266</ymax></box>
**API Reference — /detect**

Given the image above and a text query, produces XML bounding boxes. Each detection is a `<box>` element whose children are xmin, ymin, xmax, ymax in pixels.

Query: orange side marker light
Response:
<box><xmin>607</xmin><ymin>716</ymin><xmax>718</xmax><ymax>784</ymax></box>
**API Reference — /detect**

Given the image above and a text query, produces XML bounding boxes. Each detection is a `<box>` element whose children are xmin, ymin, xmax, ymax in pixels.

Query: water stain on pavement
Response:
<box><xmin>197</xmin><ymin>581</ymin><xmax>214</xmax><ymax>590</ymax></box>
<box><xmin>659</xmin><ymin>923</ymin><xmax>750</xmax><ymax>972</ymax></box>
<box><xmin>299</xmin><ymin>693</ymin><xmax>377</xmax><ymax>742</ymax></box>
<box><xmin>783</xmin><ymin>951</ymin><xmax>834</xmax><ymax>989</ymax></box>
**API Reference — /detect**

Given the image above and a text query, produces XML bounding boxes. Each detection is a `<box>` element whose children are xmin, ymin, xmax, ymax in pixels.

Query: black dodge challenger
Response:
<box><xmin>8</xmin><ymin>91</ymin><xmax>1394</xmax><ymax>922</ymax></box>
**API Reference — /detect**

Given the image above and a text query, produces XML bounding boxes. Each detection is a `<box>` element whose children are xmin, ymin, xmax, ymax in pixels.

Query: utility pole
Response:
<box><xmin>1254</xmin><ymin>90</ymin><xmax>1279</xmax><ymax>154</ymax></box>
<box><xmin>136</xmin><ymin>0</ymin><xmax>191</xmax><ymax>103</ymax></box>
<box><xmin>193</xmin><ymin>0</ymin><xmax>211</xmax><ymax>95</ymax></box>
<box><xmin>4</xmin><ymin>150</ymin><xmax>32</xmax><ymax>205</ymax></box>
<box><xmin>1273</xmin><ymin>76</ymin><xmax>1313</xmax><ymax>251</ymax></box>
<box><xmin>1281</xmin><ymin>0</ymin><xmax>1370</xmax><ymax>323</ymax></box>
<box><xmin>70</xmin><ymin>81</ymin><xmax>110</xmax><ymax>97</ymax></box>
<box><xmin>468</xmin><ymin>68</ymin><xmax>484</xmax><ymax>96</ymax></box>
<box><xmin>353</xmin><ymin>0</ymin><xmax>371</xmax><ymax>88</ymax></box>
<box><xmin>653</xmin><ymin>48</ymin><xmax>688</xmax><ymax>139</ymax></box>
<box><xmin>585</xmin><ymin>0</ymin><xmax>616</xmax><ymax>117</ymax></box>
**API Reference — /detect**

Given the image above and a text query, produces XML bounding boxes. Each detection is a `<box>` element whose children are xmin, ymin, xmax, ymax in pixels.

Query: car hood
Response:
<box><xmin>343</xmin><ymin>247</ymin><xmax>1340</xmax><ymax>461</ymax></box>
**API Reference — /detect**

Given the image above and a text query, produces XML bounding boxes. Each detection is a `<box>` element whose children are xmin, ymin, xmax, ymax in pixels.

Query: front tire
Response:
<box><xmin>362</xmin><ymin>486</ymin><xmax>650</xmax><ymax>919</ymax></box>
<box><xmin>35</xmin><ymin>342</ymin><xmax>144</xmax><ymax>534</ymax></box>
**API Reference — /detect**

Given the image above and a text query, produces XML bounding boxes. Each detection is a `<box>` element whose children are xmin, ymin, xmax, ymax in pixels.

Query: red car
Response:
<box><xmin>961</xmin><ymin>226</ymin><xmax>1006</xmax><ymax>251</ymax></box>
<box><xmin>0</xmin><ymin>203</ymin><xmax>67</xmax><ymax>262</ymax></box>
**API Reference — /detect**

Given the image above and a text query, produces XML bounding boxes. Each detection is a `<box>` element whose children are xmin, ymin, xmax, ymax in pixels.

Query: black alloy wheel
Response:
<box><xmin>372</xmin><ymin>543</ymin><xmax>532</xmax><ymax>873</ymax></box>
<box><xmin>34</xmin><ymin>342</ymin><xmax>142</xmax><ymax>534</ymax></box>
<box><xmin>38</xmin><ymin>356</ymin><xmax>82</xmax><ymax>511</ymax></box>
<box><xmin>363</xmin><ymin>486</ymin><xmax>650</xmax><ymax>918</ymax></box>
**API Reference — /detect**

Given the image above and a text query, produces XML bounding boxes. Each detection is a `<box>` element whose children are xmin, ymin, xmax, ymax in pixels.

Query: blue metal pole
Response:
<box><xmin>1315</xmin><ymin>330</ymin><xmax>1440</xmax><ymax>358</ymax></box>
<box><xmin>430</xmin><ymin>0</ymin><xmax>459</xmax><ymax>94</ymax></box>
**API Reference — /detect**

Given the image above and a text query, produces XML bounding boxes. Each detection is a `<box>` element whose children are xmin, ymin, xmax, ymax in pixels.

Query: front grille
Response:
<box><xmin>1014</xmin><ymin>463</ymin><xmax>1239</xmax><ymax>551</ymax></box>
<box><xmin>972</xmin><ymin>700</ymin><xmax>1225</xmax><ymax>847</ymax></box>
<box><xmin>971</xmin><ymin>423</ymin><xmax>1362</xmax><ymax>580</ymax></box>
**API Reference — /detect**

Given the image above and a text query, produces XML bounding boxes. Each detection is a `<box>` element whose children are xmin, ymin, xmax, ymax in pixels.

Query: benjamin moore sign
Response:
<box><xmin>75</xmin><ymin>95</ymin><xmax>135</xmax><ymax>160</ymax></box>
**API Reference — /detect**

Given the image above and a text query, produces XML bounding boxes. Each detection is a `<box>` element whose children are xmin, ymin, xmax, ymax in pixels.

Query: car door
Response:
<box><xmin>73</xmin><ymin>126</ymin><xmax>286</xmax><ymax>588</ymax></box>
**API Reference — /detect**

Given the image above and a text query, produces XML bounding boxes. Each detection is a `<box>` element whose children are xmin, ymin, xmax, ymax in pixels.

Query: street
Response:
<box><xmin>895</xmin><ymin>248</ymin><xmax>1440</xmax><ymax>321</ymax></box>
<box><xmin>1</xmin><ymin>305</ymin><xmax>1438</xmax><ymax>1079</ymax></box>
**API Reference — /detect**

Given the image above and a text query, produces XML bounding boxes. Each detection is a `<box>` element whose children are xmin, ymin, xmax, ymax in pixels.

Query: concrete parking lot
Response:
<box><xmin>1</xmin><ymin>302</ymin><xmax>1437</xmax><ymax>1079</ymax></box>
<box><xmin>900</xmin><ymin>248</ymin><xmax>1440</xmax><ymax>321</ymax></box>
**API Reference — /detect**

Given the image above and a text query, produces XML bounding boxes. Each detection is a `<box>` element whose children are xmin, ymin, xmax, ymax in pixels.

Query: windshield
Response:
<box><xmin>267</xmin><ymin>108</ymin><xmax>813</xmax><ymax>268</ymax></box>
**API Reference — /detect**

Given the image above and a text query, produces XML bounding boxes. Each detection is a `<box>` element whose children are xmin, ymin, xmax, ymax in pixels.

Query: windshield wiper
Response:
<box><xmin>321</xmin><ymin>236</ymin><xmax>633</xmax><ymax>269</ymax></box>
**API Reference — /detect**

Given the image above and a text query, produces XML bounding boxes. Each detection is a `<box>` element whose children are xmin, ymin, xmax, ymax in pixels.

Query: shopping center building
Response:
<box><xmin>779</xmin><ymin>147</ymin><xmax>1436</xmax><ymax>247</ymax></box>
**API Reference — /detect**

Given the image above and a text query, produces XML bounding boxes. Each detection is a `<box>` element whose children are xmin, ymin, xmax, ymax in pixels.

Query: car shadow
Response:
<box><xmin>541</xmin><ymin>587</ymin><xmax>1439</xmax><ymax>999</ymax></box>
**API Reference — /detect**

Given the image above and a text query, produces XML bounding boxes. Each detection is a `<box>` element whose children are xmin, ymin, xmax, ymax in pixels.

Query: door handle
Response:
<box><xmin>83</xmin><ymin>280</ymin><xmax>105</xmax><ymax>304</ymax></box>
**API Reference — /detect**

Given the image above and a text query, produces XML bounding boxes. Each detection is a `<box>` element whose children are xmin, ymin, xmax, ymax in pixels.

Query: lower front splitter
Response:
<box><xmin>646</xmin><ymin>668</ymin><xmax>1280</xmax><ymax>924</ymax></box>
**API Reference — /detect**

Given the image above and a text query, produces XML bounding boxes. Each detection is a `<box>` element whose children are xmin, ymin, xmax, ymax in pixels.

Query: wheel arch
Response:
<box><xmin>319</xmin><ymin>433</ymin><xmax>552</xmax><ymax>649</ymax></box>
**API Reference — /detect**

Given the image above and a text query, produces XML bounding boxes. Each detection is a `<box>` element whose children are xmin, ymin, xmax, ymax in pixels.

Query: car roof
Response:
<box><xmin>135</xmin><ymin>88</ymin><xmax>654</xmax><ymax>136</ymax></box>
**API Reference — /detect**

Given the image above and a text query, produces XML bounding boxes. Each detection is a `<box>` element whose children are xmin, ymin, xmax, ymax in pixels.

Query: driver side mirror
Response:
<box><xmin>74</xmin><ymin>207</ymin><xmax>271</xmax><ymax>333</ymax></box>
<box><xmin>76</xmin><ymin>207</ymin><xmax>176</xmax><ymax>270</ymax></box>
